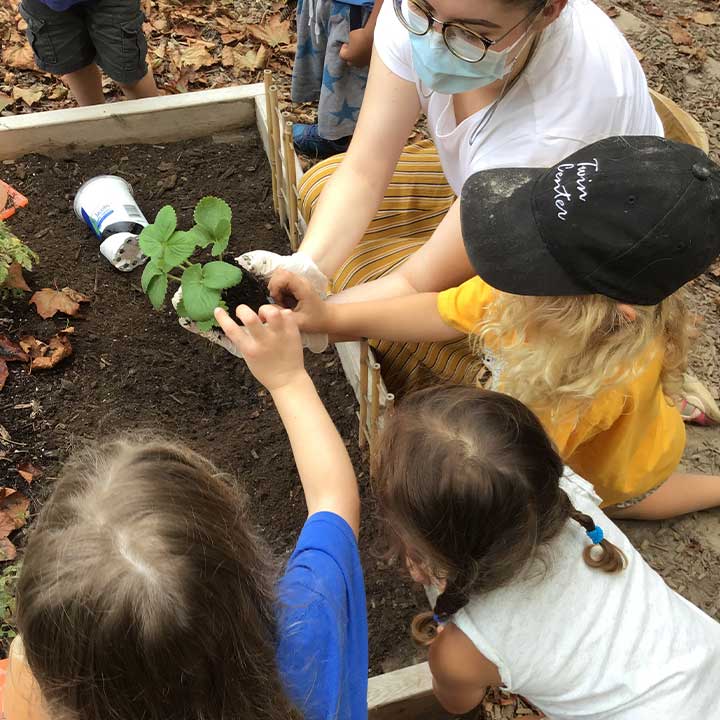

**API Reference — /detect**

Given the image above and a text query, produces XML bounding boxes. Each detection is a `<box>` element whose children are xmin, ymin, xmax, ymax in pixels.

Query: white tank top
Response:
<box><xmin>451</xmin><ymin>472</ymin><xmax>720</xmax><ymax>719</ymax></box>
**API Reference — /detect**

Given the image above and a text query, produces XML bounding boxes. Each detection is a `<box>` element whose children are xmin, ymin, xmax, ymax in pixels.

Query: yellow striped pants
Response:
<box><xmin>299</xmin><ymin>140</ymin><xmax>485</xmax><ymax>394</ymax></box>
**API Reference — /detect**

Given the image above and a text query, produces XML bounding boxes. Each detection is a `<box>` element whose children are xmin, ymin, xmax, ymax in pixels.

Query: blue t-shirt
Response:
<box><xmin>276</xmin><ymin>512</ymin><xmax>368</xmax><ymax>720</ymax></box>
<box><xmin>36</xmin><ymin>0</ymin><xmax>87</xmax><ymax>10</ymax></box>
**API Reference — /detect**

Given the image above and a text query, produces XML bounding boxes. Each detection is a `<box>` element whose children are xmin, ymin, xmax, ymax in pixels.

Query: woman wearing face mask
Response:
<box><xmin>242</xmin><ymin>0</ymin><xmax>663</xmax><ymax>391</ymax></box>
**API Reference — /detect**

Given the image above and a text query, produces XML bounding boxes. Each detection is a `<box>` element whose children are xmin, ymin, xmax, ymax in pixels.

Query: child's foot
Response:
<box><xmin>292</xmin><ymin>124</ymin><xmax>351</xmax><ymax>159</ymax></box>
<box><xmin>339</xmin><ymin>27</ymin><xmax>374</xmax><ymax>68</ymax></box>
<box><xmin>678</xmin><ymin>374</ymin><xmax>720</xmax><ymax>426</ymax></box>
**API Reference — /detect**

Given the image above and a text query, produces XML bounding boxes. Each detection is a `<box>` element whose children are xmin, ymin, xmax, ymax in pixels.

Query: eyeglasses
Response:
<box><xmin>393</xmin><ymin>0</ymin><xmax>543</xmax><ymax>63</ymax></box>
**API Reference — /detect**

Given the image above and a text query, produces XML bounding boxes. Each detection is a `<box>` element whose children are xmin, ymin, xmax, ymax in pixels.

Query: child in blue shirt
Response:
<box><xmin>19</xmin><ymin>0</ymin><xmax>158</xmax><ymax>105</ymax></box>
<box><xmin>292</xmin><ymin>0</ymin><xmax>383</xmax><ymax>158</ymax></box>
<box><xmin>4</xmin><ymin>305</ymin><xmax>367</xmax><ymax>720</ymax></box>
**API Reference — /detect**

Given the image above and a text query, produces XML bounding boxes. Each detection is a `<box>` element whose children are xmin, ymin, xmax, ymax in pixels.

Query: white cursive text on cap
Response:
<box><xmin>553</xmin><ymin>158</ymin><xmax>599</xmax><ymax>221</ymax></box>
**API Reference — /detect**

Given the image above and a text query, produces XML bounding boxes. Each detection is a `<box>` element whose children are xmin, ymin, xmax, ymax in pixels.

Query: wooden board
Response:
<box><xmin>0</xmin><ymin>84</ymin><xmax>264</xmax><ymax>161</ymax></box>
<box><xmin>368</xmin><ymin>662</ymin><xmax>448</xmax><ymax>720</ymax></box>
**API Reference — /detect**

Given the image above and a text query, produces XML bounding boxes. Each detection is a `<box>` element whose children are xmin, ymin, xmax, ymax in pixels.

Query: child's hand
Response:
<box><xmin>214</xmin><ymin>304</ymin><xmax>306</xmax><ymax>392</ymax></box>
<box><xmin>268</xmin><ymin>269</ymin><xmax>334</xmax><ymax>334</ymax></box>
<box><xmin>339</xmin><ymin>26</ymin><xmax>374</xmax><ymax>68</ymax></box>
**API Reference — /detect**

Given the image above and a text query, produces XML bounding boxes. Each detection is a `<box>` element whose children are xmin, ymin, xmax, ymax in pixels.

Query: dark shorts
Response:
<box><xmin>19</xmin><ymin>0</ymin><xmax>149</xmax><ymax>84</ymax></box>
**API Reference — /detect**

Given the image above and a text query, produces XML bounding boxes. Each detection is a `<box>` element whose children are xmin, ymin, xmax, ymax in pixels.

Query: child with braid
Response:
<box><xmin>374</xmin><ymin>384</ymin><xmax>720</xmax><ymax>719</ymax></box>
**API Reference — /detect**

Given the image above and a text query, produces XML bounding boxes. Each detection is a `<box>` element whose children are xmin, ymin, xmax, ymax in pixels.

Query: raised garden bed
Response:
<box><xmin>0</xmin><ymin>87</ymin><xmax>443</xmax><ymax>717</ymax></box>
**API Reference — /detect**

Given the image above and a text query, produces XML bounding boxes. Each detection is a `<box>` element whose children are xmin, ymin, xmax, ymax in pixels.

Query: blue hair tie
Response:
<box><xmin>586</xmin><ymin>526</ymin><xmax>604</xmax><ymax>545</ymax></box>
<box><xmin>432</xmin><ymin>613</ymin><xmax>447</xmax><ymax>626</ymax></box>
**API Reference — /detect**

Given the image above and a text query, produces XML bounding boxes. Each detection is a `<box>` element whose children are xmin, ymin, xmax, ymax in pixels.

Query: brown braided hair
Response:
<box><xmin>371</xmin><ymin>385</ymin><xmax>626</xmax><ymax>646</ymax></box>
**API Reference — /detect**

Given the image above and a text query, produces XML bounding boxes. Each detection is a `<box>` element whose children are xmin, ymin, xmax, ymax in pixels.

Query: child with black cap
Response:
<box><xmin>269</xmin><ymin>135</ymin><xmax>720</xmax><ymax>519</ymax></box>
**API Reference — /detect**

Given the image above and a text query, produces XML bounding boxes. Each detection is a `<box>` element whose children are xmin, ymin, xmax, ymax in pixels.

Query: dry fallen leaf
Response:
<box><xmin>12</xmin><ymin>84</ymin><xmax>44</xmax><ymax>107</ymax></box>
<box><xmin>30</xmin><ymin>287</ymin><xmax>90</xmax><ymax>319</ymax></box>
<box><xmin>16</xmin><ymin>462</ymin><xmax>42</xmax><ymax>484</ymax></box>
<box><xmin>220</xmin><ymin>31</ymin><xmax>247</xmax><ymax>44</ymax></box>
<box><xmin>48</xmin><ymin>85</ymin><xmax>68</xmax><ymax>101</ymax></box>
<box><xmin>693</xmin><ymin>11</ymin><xmax>716</xmax><ymax>26</ymax></box>
<box><xmin>0</xmin><ymin>334</ymin><xmax>29</xmax><ymax>364</ymax></box>
<box><xmin>20</xmin><ymin>329</ymin><xmax>74</xmax><ymax>371</ymax></box>
<box><xmin>667</xmin><ymin>21</ymin><xmax>693</xmax><ymax>46</ymax></box>
<box><xmin>4</xmin><ymin>262</ymin><xmax>31</xmax><ymax>292</ymax></box>
<box><xmin>179</xmin><ymin>41</ymin><xmax>217</xmax><ymax>68</ymax></box>
<box><xmin>605</xmin><ymin>6</ymin><xmax>620</xmax><ymax>19</ymax></box>
<box><xmin>643</xmin><ymin>3</ymin><xmax>664</xmax><ymax>18</ymax></box>
<box><xmin>1</xmin><ymin>44</ymin><xmax>35</xmax><ymax>71</ymax></box>
<box><xmin>247</xmin><ymin>14</ymin><xmax>291</xmax><ymax>47</ymax></box>
<box><xmin>221</xmin><ymin>45</ymin><xmax>235</xmax><ymax>68</ymax></box>
<box><xmin>0</xmin><ymin>92</ymin><xmax>12</xmax><ymax>112</ymax></box>
<box><xmin>227</xmin><ymin>45</ymin><xmax>269</xmax><ymax>73</ymax></box>
<box><xmin>0</xmin><ymin>362</ymin><xmax>7</xmax><ymax>392</ymax></box>
<box><xmin>0</xmin><ymin>487</ymin><xmax>30</xmax><ymax>561</ymax></box>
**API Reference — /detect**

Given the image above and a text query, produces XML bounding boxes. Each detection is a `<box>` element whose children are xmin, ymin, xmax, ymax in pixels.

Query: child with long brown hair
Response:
<box><xmin>268</xmin><ymin>135</ymin><xmax>720</xmax><ymax>520</ymax></box>
<box><xmin>1</xmin><ymin>305</ymin><xmax>368</xmax><ymax>720</ymax></box>
<box><xmin>374</xmin><ymin>383</ymin><xmax>720</xmax><ymax>718</ymax></box>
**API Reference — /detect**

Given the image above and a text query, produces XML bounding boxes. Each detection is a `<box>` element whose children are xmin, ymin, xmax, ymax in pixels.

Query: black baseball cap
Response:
<box><xmin>460</xmin><ymin>136</ymin><xmax>720</xmax><ymax>305</ymax></box>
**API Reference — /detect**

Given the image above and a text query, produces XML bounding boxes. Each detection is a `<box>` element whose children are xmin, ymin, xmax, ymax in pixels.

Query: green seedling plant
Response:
<box><xmin>139</xmin><ymin>197</ymin><xmax>242</xmax><ymax>331</ymax></box>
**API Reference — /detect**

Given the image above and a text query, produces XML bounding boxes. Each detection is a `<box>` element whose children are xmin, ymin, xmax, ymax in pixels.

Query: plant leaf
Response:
<box><xmin>193</xmin><ymin>197</ymin><xmax>232</xmax><ymax>238</ymax></box>
<box><xmin>181</xmin><ymin>264</ymin><xmax>221</xmax><ymax>321</ymax></box>
<box><xmin>141</xmin><ymin>260</ymin><xmax>164</xmax><ymax>293</ymax></box>
<box><xmin>192</xmin><ymin>224</ymin><xmax>214</xmax><ymax>248</ymax></box>
<box><xmin>147</xmin><ymin>274</ymin><xmax>168</xmax><ymax>310</ymax></box>
<box><xmin>153</xmin><ymin>205</ymin><xmax>177</xmax><ymax>239</ymax></box>
<box><xmin>176</xmin><ymin>297</ymin><xmax>188</xmax><ymax>317</ymax></box>
<box><xmin>211</xmin><ymin>218</ymin><xmax>231</xmax><ymax>256</ymax></box>
<box><xmin>195</xmin><ymin>318</ymin><xmax>218</xmax><ymax>331</ymax></box>
<box><xmin>164</xmin><ymin>230</ymin><xmax>197</xmax><ymax>266</ymax></box>
<box><xmin>202</xmin><ymin>261</ymin><xmax>242</xmax><ymax>290</ymax></box>
<box><xmin>139</xmin><ymin>206</ymin><xmax>177</xmax><ymax>258</ymax></box>
<box><xmin>139</xmin><ymin>225</ymin><xmax>166</xmax><ymax>258</ymax></box>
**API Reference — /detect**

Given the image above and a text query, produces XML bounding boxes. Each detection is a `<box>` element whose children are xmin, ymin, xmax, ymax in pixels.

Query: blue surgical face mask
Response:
<box><xmin>409</xmin><ymin>28</ymin><xmax>529</xmax><ymax>95</ymax></box>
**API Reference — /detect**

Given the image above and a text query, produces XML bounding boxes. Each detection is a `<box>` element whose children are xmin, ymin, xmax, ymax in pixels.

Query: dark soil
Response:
<box><xmin>223</xmin><ymin>269</ymin><xmax>270</xmax><ymax>315</ymax></box>
<box><xmin>0</xmin><ymin>130</ymin><xmax>424</xmax><ymax>673</ymax></box>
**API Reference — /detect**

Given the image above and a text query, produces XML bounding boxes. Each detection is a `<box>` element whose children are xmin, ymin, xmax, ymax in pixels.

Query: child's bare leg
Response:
<box><xmin>118</xmin><ymin>68</ymin><xmax>159</xmax><ymax>100</ymax></box>
<box><xmin>60</xmin><ymin>63</ymin><xmax>105</xmax><ymax>106</ymax></box>
<box><xmin>607</xmin><ymin>472</ymin><xmax>720</xmax><ymax>520</ymax></box>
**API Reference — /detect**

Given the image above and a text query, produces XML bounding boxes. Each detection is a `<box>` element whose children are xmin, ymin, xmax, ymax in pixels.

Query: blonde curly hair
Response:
<box><xmin>471</xmin><ymin>289</ymin><xmax>693</xmax><ymax>418</ymax></box>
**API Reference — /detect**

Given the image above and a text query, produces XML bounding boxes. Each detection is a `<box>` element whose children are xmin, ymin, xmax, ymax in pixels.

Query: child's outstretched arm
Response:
<box><xmin>269</xmin><ymin>270</ymin><xmax>463</xmax><ymax>344</ymax></box>
<box><xmin>215</xmin><ymin>305</ymin><xmax>360</xmax><ymax>536</ymax></box>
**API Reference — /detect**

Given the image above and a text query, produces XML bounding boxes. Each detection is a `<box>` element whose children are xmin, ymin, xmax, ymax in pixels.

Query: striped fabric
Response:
<box><xmin>298</xmin><ymin>140</ymin><xmax>487</xmax><ymax>393</ymax></box>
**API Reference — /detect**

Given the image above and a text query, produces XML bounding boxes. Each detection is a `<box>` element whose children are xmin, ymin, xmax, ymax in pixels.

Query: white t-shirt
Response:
<box><xmin>374</xmin><ymin>0</ymin><xmax>663</xmax><ymax>194</ymax></box>
<box><xmin>451</xmin><ymin>471</ymin><xmax>720</xmax><ymax>720</ymax></box>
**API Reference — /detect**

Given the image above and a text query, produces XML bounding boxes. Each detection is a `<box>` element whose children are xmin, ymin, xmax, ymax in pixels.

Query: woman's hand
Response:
<box><xmin>269</xmin><ymin>269</ymin><xmax>335</xmax><ymax>334</ymax></box>
<box><xmin>237</xmin><ymin>250</ymin><xmax>329</xmax><ymax>296</ymax></box>
<box><xmin>214</xmin><ymin>304</ymin><xmax>306</xmax><ymax>392</ymax></box>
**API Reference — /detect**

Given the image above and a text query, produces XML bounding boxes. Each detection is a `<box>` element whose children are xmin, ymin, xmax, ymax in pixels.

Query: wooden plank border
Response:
<box><xmin>368</xmin><ymin>662</ymin><xmax>446</xmax><ymax>719</ymax></box>
<box><xmin>0</xmin><ymin>84</ymin><xmax>264</xmax><ymax>160</ymax></box>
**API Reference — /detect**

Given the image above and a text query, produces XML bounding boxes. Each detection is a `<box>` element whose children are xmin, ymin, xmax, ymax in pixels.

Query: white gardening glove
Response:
<box><xmin>172</xmin><ymin>290</ymin><xmax>329</xmax><ymax>357</ymax></box>
<box><xmin>237</xmin><ymin>250</ymin><xmax>329</xmax><ymax>353</ymax></box>
<box><xmin>236</xmin><ymin>250</ymin><xmax>329</xmax><ymax>297</ymax></box>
